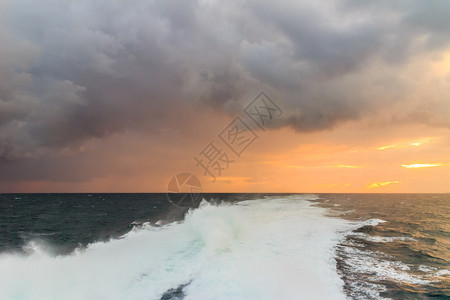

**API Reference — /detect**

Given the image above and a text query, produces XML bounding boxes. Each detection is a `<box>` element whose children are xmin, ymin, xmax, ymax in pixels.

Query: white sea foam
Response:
<box><xmin>435</xmin><ymin>269</ymin><xmax>450</xmax><ymax>277</ymax></box>
<box><xmin>361</xmin><ymin>219</ymin><xmax>387</xmax><ymax>226</ymax></box>
<box><xmin>0</xmin><ymin>195</ymin><xmax>353</xmax><ymax>300</ymax></box>
<box><xmin>338</xmin><ymin>245</ymin><xmax>433</xmax><ymax>286</ymax></box>
<box><xmin>349</xmin><ymin>232</ymin><xmax>416</xmax><ymax>243</ymax></box>
<box><xmin>418</xmin><ymin>265</ymin><xmax>436</xmax><ymax>273</ymax></box>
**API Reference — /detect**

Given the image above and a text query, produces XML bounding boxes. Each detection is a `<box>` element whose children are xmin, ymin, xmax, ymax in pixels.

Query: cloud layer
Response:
<box><xmin>1</xmin><ymin>0</ymin><xmax>450</xmax><ymax>181</ymax></box>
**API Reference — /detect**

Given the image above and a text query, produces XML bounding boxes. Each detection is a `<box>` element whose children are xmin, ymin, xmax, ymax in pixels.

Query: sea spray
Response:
<box><xmin>0</xmin><ymin>195</ymin><xmax>353</xmax><ymax>300</ymax></box>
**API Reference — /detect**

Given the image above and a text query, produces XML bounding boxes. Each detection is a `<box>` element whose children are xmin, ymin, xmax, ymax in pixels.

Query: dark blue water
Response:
<box><xmin>0</xmin><ymin>194</ymin><xmax>175</xmax><ymax>254</ymax></box>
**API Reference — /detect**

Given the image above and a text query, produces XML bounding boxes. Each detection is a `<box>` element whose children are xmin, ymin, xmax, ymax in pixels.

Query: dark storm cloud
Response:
<box><xmin>1</xmin><ymin>0</ymin><xmax>450</xmax><ymax>167</ymax></box>
<box><xmin>244</xmin><ymin>0</ymin><xmax>450</xmax><ymax>132</ymax></box>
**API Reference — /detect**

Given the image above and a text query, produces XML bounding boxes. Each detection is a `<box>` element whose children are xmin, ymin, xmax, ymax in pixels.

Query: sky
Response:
<box><xmin>1</xmin><ymin>0</ymin><xmax>450</xmax><ymax>193</ymax></box>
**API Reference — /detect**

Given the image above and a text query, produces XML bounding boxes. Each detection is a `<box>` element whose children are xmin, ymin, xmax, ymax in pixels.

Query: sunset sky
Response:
<box><xmin>1</xmin><ymin>0</ymin><xmax>450</xmax><ymax>193</ymax></box>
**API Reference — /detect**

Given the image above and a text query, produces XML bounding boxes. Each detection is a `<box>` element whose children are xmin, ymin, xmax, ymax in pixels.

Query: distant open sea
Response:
<box><xmin>0</xmin><ymin>193</ymin><xmax>448</xmax><ymax>299</ymax></box>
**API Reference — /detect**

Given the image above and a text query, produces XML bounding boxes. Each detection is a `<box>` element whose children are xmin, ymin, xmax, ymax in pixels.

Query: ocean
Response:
<box><xmin>0</xmin><ymin>193</ymin><xmax>448</xmax><ymax>299</ymax></box>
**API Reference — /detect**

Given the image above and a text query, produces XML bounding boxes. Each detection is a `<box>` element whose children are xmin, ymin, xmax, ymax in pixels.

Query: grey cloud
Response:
<box><xmin>1</xmin><ymin>0</ymin><xmax>450</xmax><ymax>177</ymax></box>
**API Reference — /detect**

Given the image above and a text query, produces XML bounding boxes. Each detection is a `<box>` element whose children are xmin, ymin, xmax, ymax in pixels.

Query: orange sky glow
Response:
<box><xmin>2</xmin><ymin>121</ymin><xmax>449</xmax><ymax>193</ymax></box>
